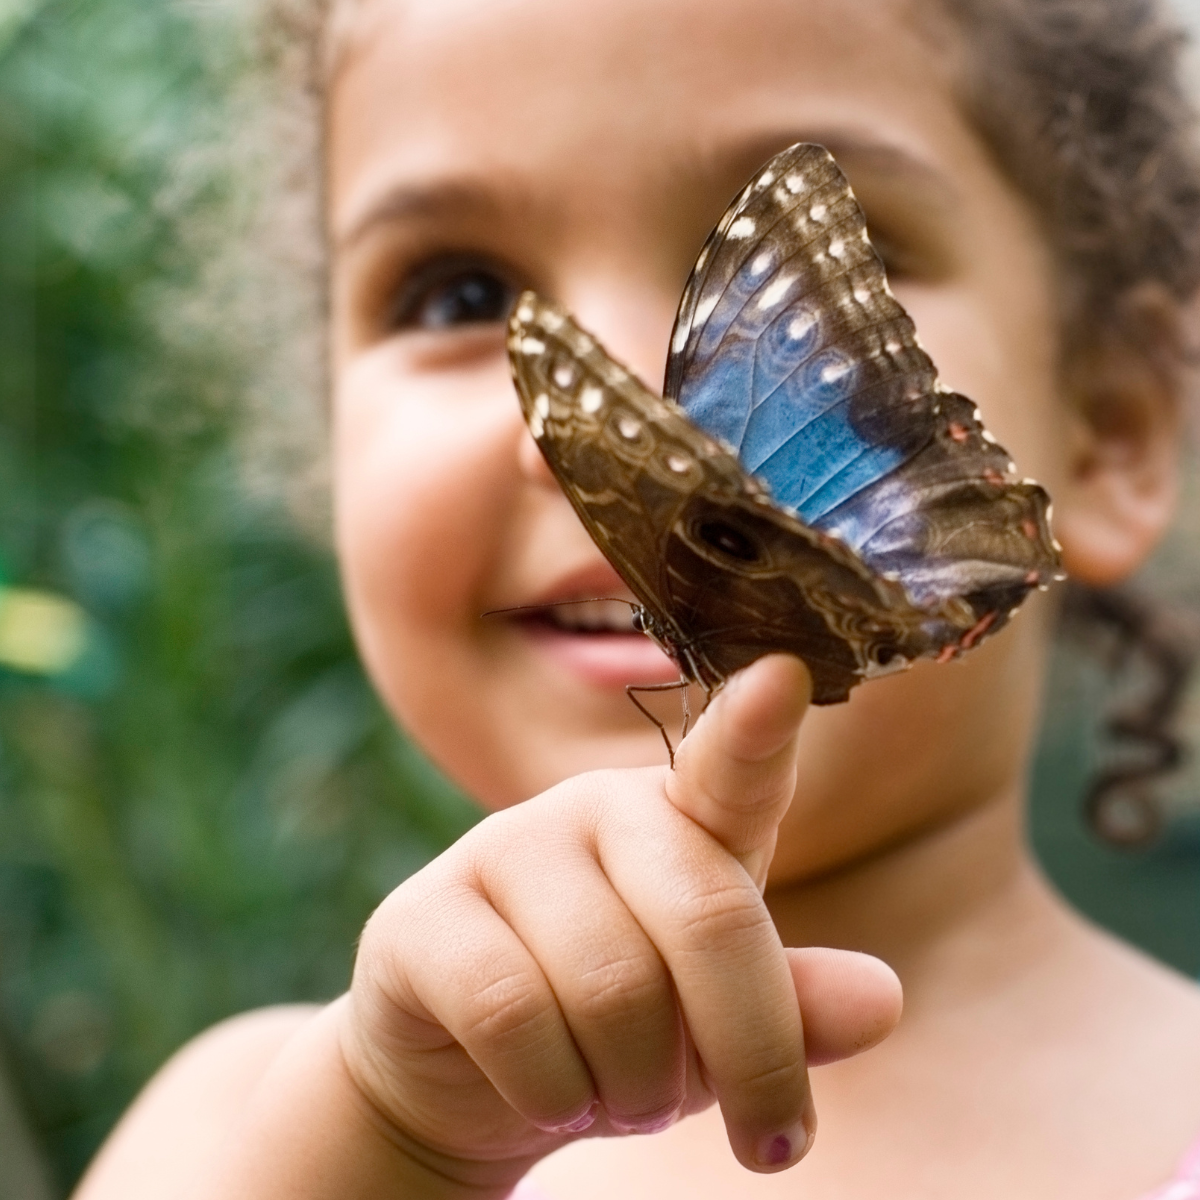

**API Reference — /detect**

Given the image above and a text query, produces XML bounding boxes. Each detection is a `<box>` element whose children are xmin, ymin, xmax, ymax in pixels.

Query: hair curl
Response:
<box><xmin>937</xmin><ymin>0</ymin><xmax>1200</xmax><ymax>843</ymax></box>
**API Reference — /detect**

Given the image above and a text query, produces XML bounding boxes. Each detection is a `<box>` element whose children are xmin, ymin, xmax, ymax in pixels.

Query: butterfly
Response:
<box><xmin>508</xmin><ymin>143</ymin><xmax>1062</xmax><ymax>717</ymax></box>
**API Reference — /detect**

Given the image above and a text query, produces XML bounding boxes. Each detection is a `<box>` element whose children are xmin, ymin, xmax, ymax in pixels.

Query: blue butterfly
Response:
<box><xmin>509</xmin><ymin>144</ymin><xmax>1062</xmax><ymax>711</ymax></box>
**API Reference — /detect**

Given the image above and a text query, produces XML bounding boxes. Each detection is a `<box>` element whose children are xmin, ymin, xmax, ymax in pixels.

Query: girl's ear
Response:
<box><xmin>1052</xmin><ymin>285</ymin><xmax>1189</xmax><ymax>588</ymax></box>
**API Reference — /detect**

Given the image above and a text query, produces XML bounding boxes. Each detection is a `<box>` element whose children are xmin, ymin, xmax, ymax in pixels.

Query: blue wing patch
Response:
<box><xmin>665</xmin><ymin>144</ymin><xmax>937</xmax><ymax>527</ymax></box>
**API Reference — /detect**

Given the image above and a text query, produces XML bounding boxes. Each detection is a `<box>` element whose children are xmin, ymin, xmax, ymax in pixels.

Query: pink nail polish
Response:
<box><xmin>757</xmin><ymin>1121</ymin><xmax>812</xmax><ymax>1168</ymax></box>
<box><xmin>541</xmin><ymin>1100</ymin><xmax>599</xmax><ymax>1134</ymax></box>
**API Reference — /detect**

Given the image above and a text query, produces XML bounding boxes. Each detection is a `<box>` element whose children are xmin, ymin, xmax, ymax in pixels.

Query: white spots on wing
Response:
<box><xmin>757</xmin><ymin>274</ymin><xmax>795</xmax><ymax>310</ymax></box>
<box><xmin>695</xmin><ymin>291</ymin><xmax>720</xmax><ymax>323</ymax></box>
<box><xmin>666</xmin><ymin>453</ymin><xmax>691</xmax><ymax>474</ymax></box>
<box><xmin>529</xmin><ymin>393</ymin><xmax>550</xmax><ymax>438</ymax></box>
<box><xmin>809</xmin><ymin>203</ymin><xmax>828</xmax><ymax>222</ymax></box>
<box><xmin>981</xmin><ymin>429</ymin><xmax>997</xmax><ymax>444</ymax></box>
<box><xmin>671</xmin><ymin>320</ymin><xmax>691</xmax><ymax>354</ymax></box>
<box><xmin>829</xmin><ymin>238</ymin><xmax>846</xmax><ymax>260</ymax></box>
<box><xmin>728</xmin><ymin>216</ymin><xmax>757</xmax><ymax>240</ymax></box>
<box><xmin>749</xmin><ymin>250</ymin><xmax>773</xmax><ymax>277</ymax></box>
<box><xmin>618</xmin><ymin>415</ymin><xmax>642</xmax><ymax>440</ymax></box>
<box><xmin>973</xmin><ymin>407</ymin><xmax>983</xmax><ymax>422</ymax></box>
<box><xmin>695</xmin><ymin>247</ymin><xmax>709</xmax><ymax>271</ymax></box>
<box><xmin>885</xmin><ymin>339</ymin><xmax>903</xmax><ymax>355</ymax></box>
<box><xmin>821</xmin><ymin>358</ymin><xmax>852</xmax><ymax>384</ymax></box>
<box><xmin>580</xmin><ymin>385</ymin><xmax>604</xmax><ymax>414</ymax></box>
<box><xmin>541</xmin><ymin>309</ymin><xmax>564</xmax><ymax>332</ymax></box>
<box><xmin>516</xmin><ymin>301</ymin><xmax>534</xmax><ymax>323</ymax></box>
<box><xmin>519</xmin><ymin>336</ymin><xmax>546</xmax><ymax>356</ymax></box>
<box><xmin>784</xmin><ymin>172</ymin><xmax>805</xmax><ymax>194</ymax></box>
<box><xmin>860</xmin><ymin>227</ymin><xmax>871</xmax><ymax>242</ymax></box>
<box><xmin>758</xmin><ymin>169</ymin><xmax>776</xmax><ymax>188</ymax></box>
<box><xmin>553</xmin><ymin>362</ymin><xmax>575</xmax><ymax>389</ymax></box>
<box><xmin>788</xmin><ymin>311</ymin><xmax>817</xmax><ymax>340</ymax></box>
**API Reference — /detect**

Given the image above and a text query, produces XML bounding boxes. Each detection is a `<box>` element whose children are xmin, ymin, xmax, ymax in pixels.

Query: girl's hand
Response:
<box><xmin>333</xmin><ymin>655</ymin><xmax>902</xmax><ymax>1192</ymax></box>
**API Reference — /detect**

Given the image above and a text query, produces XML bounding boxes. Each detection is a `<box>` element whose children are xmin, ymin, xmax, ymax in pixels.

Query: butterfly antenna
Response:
<box><xmin>481</xmin><ymin>597</ymin><xmax>639</xmax><ymax>619</ymax></box>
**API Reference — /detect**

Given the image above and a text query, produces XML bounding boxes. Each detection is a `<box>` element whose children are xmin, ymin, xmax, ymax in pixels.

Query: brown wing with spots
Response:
<box><xmin>508</xmin><ymin>293</ymin><xmax>982</xmax><ymax>703</ymax></box>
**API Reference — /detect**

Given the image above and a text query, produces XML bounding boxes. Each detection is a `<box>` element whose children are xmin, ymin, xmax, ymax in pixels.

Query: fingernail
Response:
<box><xmin>540</xmin><ymin>1100</ymin><xmax>599</xmax><ymax>1134</ymax></box>
<box><xmin>610</xmin><ymin>1102</ymin><xmax>683</xmax><ymax>1136</ymax></box>
<box><xmin>756</xmin><ymin>1120</ymin><xmax>813</xmax><ymax>1168</ymax></box>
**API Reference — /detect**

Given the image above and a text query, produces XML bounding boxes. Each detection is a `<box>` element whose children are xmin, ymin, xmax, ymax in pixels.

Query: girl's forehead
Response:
<box><xmin>327</xmin><ymin>0</ymin><xmax>983</xmax><ymax>235</ymax></box>
<box><xmin>330</xmin><ymin>0</ymin><xmax>962</xmax><ymax>157</ymax></box>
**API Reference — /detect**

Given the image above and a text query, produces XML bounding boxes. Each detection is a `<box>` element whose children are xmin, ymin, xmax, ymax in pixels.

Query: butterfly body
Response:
<box><xmin>509</xmin><ymin>145</ymin><xmax>1061</xmax><ymax>704</ymax></box>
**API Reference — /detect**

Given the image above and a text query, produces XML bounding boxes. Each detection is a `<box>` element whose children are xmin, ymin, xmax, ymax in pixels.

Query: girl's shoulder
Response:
<box><xmin>74</xmin><ymin>1005</ymin><xmax>319</xmax><ymax>1200</ymax></box>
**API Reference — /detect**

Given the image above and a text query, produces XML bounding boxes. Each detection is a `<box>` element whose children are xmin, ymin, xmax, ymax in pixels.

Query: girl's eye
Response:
<box><xmin>388</xmin><ymin>259</ymin><xmax>518</xmax><ymax>333</ymax></box>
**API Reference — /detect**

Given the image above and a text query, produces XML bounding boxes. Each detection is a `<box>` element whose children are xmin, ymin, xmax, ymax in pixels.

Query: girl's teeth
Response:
<box><xmin>546</xmin><ymin>599</ymin><xmax>638</xmax><ymax>633</ymax></box>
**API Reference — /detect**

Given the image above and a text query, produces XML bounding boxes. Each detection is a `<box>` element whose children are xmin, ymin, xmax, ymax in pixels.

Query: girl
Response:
<box><xmin>75</xmin><ymin>0</ymin><xmax>1200</xmax><ymax>1196</ymax></box>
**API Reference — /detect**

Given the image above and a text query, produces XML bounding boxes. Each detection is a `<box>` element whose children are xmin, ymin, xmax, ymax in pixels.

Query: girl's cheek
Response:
<box><xmin>333</xmin><ymin>346</ymin><xmax>520</xmax><ymax>640</ymax></box>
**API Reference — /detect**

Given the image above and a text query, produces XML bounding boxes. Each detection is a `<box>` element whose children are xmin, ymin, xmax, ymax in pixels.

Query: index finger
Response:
<box><xmin>666</xmin><ymin>655</ymin><xmax>811</xmax><ymax>887</ymax></box>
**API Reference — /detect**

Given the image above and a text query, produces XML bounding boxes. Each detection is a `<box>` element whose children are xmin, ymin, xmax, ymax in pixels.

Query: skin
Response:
<box><xmin>74</xmin><ymin>0</ymin><xmax>1200</xmax><ymax>1198</ymax></box>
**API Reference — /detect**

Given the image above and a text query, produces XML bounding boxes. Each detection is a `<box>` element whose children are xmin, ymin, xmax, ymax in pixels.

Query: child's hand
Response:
<box><xmin>333</xmin><ymin>654</ymin><xmax>902</xmax><ymax>1192</ymax></box>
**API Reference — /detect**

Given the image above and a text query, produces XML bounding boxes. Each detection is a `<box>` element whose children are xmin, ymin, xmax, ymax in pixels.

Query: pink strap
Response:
<box><xmin>1139</xmin><ymin>1136</ymin><xmax>1200</xmax><ymax>1200</ymax></box>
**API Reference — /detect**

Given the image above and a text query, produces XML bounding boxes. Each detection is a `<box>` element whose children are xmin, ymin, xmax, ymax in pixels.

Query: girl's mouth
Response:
<box><xmin>513</xmin><ymin>598</ymin><xmax>680</xmax><ymax>687</ymax></box>
<box><xmin>534</xmin><ymin>598</ymin><xmax>640</xmax><ymax>633</ymax></box>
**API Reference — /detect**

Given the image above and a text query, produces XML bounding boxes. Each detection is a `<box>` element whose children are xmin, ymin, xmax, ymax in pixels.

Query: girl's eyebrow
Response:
<box><xmin>334</xmin><ymin>132</ymin><xmax>958</xmax><ymax>253</ymax></box>
<box><xmin>335</xmin><ymin>179</ymin><xmax>505</xmax><ymax>252</ymax></box>
<box><xmin>727</xmin><ymin>129</ymin><xmax>961</xmax><ymax>214</ymax></box>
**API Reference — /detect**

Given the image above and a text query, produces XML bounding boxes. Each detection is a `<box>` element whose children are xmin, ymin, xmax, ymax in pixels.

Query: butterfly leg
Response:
<box><xmin>625</xmin><ymin>678</ymin><xmax>691</xmax><ymax>769</ymax></box>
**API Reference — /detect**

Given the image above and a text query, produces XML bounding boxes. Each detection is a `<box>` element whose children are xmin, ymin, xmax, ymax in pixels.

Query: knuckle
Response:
<box><xmin>459</xmin><ymin>965</ymin><xmax>548</xmax><ymax>1049</ymax></box>
<box><xmin>675</xmin><ymin>879</ymin><xmax>770</xmax><ymax>951</ymax></box>
<box><xmin>736</xmin><ymin>1053</ymin><xmax>806</xmax><ymax>1094</ymax></box>
<box><xmin>566</xmin><ymin>949</ymin><xmax>666</xmax><ymax>1025</ymax></box>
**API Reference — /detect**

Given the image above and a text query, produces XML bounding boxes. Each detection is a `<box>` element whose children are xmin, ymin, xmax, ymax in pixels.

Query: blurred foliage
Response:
<box><xmin>0</xmin><ymin>0</ymin><xmax>1196</xmax><ymax>1196</ymax></box>
<box><xmin>0</xmin><ymin>0</ymin><xmax>479</xmax><ymax>1190</ymax></box>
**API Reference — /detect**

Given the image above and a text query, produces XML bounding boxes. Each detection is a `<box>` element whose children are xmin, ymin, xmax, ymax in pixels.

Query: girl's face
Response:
<box><xmin>329</xmin><ymin>0</ymin><xmax>1069</xmax><ymax>882</ymax></box>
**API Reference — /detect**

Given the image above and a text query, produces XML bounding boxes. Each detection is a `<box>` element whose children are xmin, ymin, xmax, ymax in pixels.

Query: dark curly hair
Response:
<box><xmin>941</xmin><ymin>0</ymin><xmax>1200</xmax><ymax>843</ymax></box>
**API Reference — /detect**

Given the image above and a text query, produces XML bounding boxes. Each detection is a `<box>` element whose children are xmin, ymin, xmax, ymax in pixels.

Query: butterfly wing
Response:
<box><xmin>509</xmin><ymin>293</ymin><xmax>981</xmax><ymax>703</ymax></box>
<box><xmin>665</xmin><ymin>142</ymin><xmax>1060</xmax><ymax>622</ymax></box>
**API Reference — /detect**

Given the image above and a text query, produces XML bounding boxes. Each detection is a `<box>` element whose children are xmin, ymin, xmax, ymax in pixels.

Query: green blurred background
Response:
<box><xmin>0</xmin><ymin>1</ymin><xmax>1197</xmax><ymax>1195</ymax></box>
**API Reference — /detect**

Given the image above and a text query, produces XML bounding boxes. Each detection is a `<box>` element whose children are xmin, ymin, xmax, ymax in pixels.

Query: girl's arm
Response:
<box><xmin>74</xmin><ymin>657</ymin><xmax>902</xmax><ymax>1200</ymax></box>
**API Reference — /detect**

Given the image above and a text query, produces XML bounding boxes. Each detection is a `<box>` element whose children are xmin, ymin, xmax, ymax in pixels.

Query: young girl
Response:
<box><xmin>74</xmin><ymin>0</ymin><xmax>1200</xmax><ymax>1196</ymax></box>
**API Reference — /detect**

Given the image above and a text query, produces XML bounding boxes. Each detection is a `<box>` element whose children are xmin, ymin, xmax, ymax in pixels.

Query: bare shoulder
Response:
<box><xmin>1072</xmin><ymin>919</ymin><xmax>1200</xmax><ymax>1166</ymax></box>
<box><xmin>73</xmin><ymin>1004</ymin><xmax>321</xmax><ymax>1200</ymax></box>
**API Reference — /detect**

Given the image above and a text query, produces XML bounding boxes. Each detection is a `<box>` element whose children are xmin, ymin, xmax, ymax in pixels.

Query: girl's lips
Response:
<box><xmin>507</xmin><ymin>564</ymin><xmax>681</xmax><ymax>688</ymax></box>
<box><xmin>515</xmin><ymin>614</ymin><xmax>681</xmax><ymax>688</ymax></box>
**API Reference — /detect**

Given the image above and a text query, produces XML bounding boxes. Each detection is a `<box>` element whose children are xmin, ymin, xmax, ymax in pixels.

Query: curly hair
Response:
<box><xmin>936</xmin><ymin>0</ymin><xmax>1200</xmax><ymax>843</ymax></box>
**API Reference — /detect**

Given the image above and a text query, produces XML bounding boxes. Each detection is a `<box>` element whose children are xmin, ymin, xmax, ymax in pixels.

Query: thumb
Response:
<box><xmin>665</xmin><ymin>655</ymin><xmax>811</xmax><ymax>888</ymax></box>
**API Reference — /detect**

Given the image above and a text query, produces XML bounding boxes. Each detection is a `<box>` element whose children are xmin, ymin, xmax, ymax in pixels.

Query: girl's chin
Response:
<box><xmin>518</xmin><ymin>623</ymin><xmax>683</xmax><ymax>689</ymax></box>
